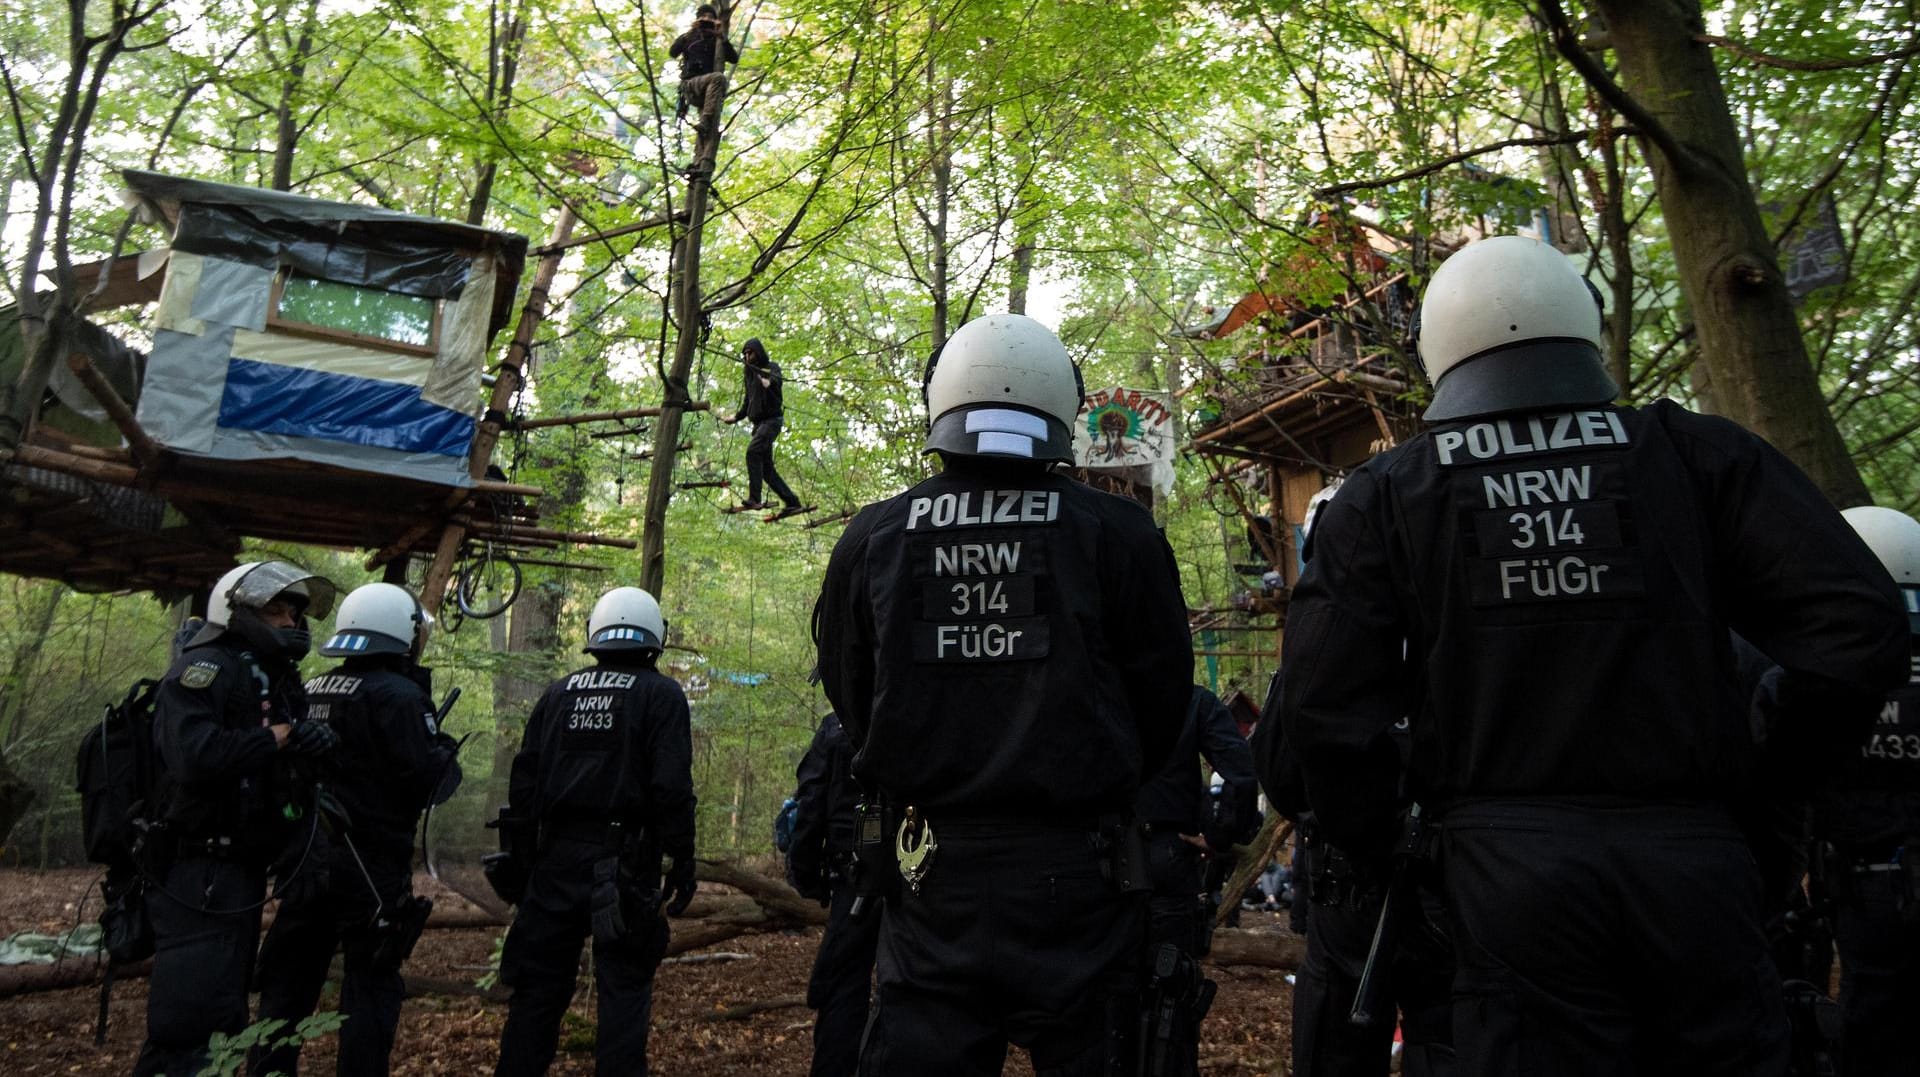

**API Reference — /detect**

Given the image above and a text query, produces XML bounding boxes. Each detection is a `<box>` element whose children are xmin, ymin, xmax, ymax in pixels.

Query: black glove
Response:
<box><xmin>482</xmin><ymin>852</ymin><xmax>529</xmax><ymax>907</ymax></box>
<box><xmin>661</xmin><ymin>853</ymin><xmax>697</xmax><ymax>916</ymax></box>
<box><xmin>284</xmin><ymin>720</ymin><xmax>339</xmax><ymax>758</ymax></box>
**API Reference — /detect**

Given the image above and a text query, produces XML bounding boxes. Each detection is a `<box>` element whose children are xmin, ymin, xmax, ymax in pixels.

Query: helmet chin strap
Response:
<box><xmin>229</xmin><ymin>606</ymin><xmax>311</xmax><ymax>662</ymax></box>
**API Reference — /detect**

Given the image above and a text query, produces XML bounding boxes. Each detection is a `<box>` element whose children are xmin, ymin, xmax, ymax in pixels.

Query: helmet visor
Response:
<box><xmin>228</xmin><ymin>562</ymin><xmax>338</xmax><ymax>619</ymax></box>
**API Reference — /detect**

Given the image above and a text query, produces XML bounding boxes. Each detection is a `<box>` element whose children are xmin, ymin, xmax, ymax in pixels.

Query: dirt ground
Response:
<box><xmin>0</xmin><ymin>868</ymin><xmax>1296</xmax><ymax>1075</ymax></box>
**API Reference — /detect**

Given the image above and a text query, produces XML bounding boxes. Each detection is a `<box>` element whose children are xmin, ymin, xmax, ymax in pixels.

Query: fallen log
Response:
<box><xmin>1214</xmin><ymin>815</ymin><xmax>1294</xmax><ymax>927</ymax></box>
<box><xmin>695</xmin><ymin>859</ymin><xmax>827</xmax><ymax>926</ymax></box>
<box><xmin>1205</xmin><ymin>927</ymin><xmax>1306</xmax><ymax>971</ymax></box>
<box><xmin>0</xmin><ymin>955</ymin><xmax>137</xmax><ymax>998</ymax></box>
<box><xmin>698</xmin><ymin>993</ymin><xmax>808</xmax><ymax>1022</ymax></box>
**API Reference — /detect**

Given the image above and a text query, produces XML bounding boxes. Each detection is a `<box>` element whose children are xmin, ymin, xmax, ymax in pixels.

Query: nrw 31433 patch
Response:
<box><xmin>180</xmin><ymin>661</ymin><xmax>221</xmax><ymax>689</ymax></box>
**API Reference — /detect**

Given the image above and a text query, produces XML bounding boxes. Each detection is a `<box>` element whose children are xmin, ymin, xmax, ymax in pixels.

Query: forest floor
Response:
<box><xmin>0</xmin><ymin>868</ymin><xmax>1297</xmax><ymax>1075</ymax></box>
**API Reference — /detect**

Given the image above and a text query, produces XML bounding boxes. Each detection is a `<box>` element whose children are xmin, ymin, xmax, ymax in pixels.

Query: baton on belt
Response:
<box><xmin>1350</xmin><ymin>803</ymin><xmax>1426</xmax><ymax>1026</ymax></box>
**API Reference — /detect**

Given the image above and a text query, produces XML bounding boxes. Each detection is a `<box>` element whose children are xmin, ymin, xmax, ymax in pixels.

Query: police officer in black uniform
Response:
<box><xmin>135</xmin><ymin>561</ymin><xmax>338</xmax><ymax>1077</ymax></box>
<box><xmin>251</xmin><ymin>582</ymin><xmax>458</xmax><ymax>1076</ymax></box>
<box><xmin>814</xmin><ymin>313</ymin><xmax>1193</xmax><ymax>1076</ymax></box>
<box><xmin>1138</xmin><ymin>685</ymin><xmax>1258</xmax><ymax>956</ymax></box>
<box><xmin>1256</xmin><ymin>672</ymin><xmax>1455</xmax><ymax>1077</ymax></box>
<box><xmin>1277</xmin><ymin>235</ymin><xmax>1910</xmax><ymax>1076</ymax></box>
<box><xmin>490</xmin><ymin>586</ymin><xmax>697</xmax><ymax>1077</ymax></box>
<box><xmin>1134</xmin><ymin>684</ymin><xmax>1257</xmax><ymax>1076</ymax></box>
<box><xmin>786</xmin><ymin>711</ymin><xmax>879</xmax><ymax>1077</ymax></box>
<box><xmin>1820</xmin><ymin>505</ymin><xmax>1920</xmax><ymax>1077</ymax></box>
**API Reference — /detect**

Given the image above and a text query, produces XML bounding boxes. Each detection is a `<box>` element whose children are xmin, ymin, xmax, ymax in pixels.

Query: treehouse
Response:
<box><xmin>1182</xmin><ymin>215</ymin><xmax>1424</xmax><ymax>654</ymax></box>
<box><xmin>0</xmin><ymin>171</ymin><xmax>630</xmax><ymax>604</ymax></box>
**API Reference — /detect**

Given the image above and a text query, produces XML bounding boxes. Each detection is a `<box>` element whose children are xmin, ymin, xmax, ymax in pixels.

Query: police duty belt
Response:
<box><xmin>895</xmin><ymin>806</ymin><xmax>937</xmax><ymax>894</ymax></box>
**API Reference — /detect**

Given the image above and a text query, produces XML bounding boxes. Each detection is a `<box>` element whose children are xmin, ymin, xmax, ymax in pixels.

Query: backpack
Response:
<box><xmin>74</xmin><ymin>679</ymin><xmax>161</xmax><ymax>872</ymax></box>
<box><xmin>773</xmin><ymin>796</ymin><xmax>799</xmax><ymax>853</ymax></box>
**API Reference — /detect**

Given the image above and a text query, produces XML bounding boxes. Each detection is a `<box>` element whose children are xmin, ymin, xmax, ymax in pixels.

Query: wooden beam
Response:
<box><xmin>469</xmin><ymin>207</ymin><xmax>576</xmax><ymax>480</ymax></box>
<box><xmin>449</xmin><ymin>516</ymin><xmax>637</xmax><ymax>549</ymax></box>
<box><xmin>65</xmin><ymin>351</ymin><xmax>159</xmax><ymax>463</ymax></box>
<box><xmin>531</xmin><ymin>209</ymin><xmax>689</xmax><ymax>257</ymax></box>
<box><xmin>511</xmin><ymin>402</ymin><xmax>711</xmax><ymax>431</ymax></box>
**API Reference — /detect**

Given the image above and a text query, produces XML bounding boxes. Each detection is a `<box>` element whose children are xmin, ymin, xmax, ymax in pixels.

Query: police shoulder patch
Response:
<box><xmin>180</xmin><ymin>660</ymin><xmax>222</xmax><ymax>689</ymax></box>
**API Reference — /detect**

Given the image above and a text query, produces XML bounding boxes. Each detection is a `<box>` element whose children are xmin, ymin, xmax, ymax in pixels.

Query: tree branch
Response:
<box><xmin>1536</xmin><ymin>0</ymin><xmax>1702</xmax><ymax>176</ymax></box>
<box><xmin>1315</xmin><ymin>131</ymin><xmax>1602</xmax><ymax>198</ymax></box>
<box><xmin>1694</xmin><ymin>31</ymin><xmax>1920</xmax><ymax>73</ymax></box>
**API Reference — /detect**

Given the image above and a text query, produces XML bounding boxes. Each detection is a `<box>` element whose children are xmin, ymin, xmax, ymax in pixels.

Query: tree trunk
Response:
<box><xmin>1585</xmin><ymin>0</ymin><xmax>1869</xmax><ymax>506</ymax></box>
<box><xmin>467</xmin><ymin>0</ymin><xmax>531</xmax><ymax>227</ymax></box>
<box><xmin>638</xmin><ymin>17</ymin><xmax>736</xmax><ymax>597</ymax></box>
<box><xmin>268</xmin><ymin>0</ymin><xmax>321</xmax><ymax>192</ymax></box>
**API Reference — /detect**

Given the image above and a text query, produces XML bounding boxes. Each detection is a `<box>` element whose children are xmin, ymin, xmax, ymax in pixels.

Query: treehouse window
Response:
<box><xmin>268</xmin><ymin>271</ymin><xmax>440</xmax><ymax>356</ymax></box>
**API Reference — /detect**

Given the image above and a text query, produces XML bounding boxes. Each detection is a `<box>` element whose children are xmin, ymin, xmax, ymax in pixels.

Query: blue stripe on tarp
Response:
<box><xmin>217</xmin><ymin>358</ymin><xmax>474</xmax><ymax>457</ymax></box>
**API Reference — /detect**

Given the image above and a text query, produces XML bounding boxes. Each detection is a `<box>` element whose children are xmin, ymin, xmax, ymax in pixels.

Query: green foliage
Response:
<box><xmin>196</xmin><ymin>1012</ymin><xmax>347</xmax><ymax>1077</ymax></box>
<box><xmin>2</xmin><ymin>0</ymin><xmax>1917</xmax><ymax>868</ymax></box>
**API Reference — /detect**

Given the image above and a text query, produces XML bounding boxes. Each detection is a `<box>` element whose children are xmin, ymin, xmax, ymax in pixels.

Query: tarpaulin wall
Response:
<box><xmin>134</xmin><ymin>206</ymin><xmax>501</xmax><ymax>487</ymax></box>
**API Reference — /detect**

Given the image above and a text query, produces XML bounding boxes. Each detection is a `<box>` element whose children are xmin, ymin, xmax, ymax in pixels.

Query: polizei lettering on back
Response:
<box><xmin>304</xmin><ymin>674</ymin><xmax>365</xmax><ymax>697</ymax></box>
<box><xmin>1434</xmin><ymin>410</ymin><xmax>1629</xmax><ymax>467</ymax></box>
<box><xmin>565</xmin><ymin>670</ymin><xmax>637</xmax><ymax>692</ymax></box>
<box><xmin>904</xmin><ymin>489</ymin><xmax>1060</xmax><ymax>530</ymax></box>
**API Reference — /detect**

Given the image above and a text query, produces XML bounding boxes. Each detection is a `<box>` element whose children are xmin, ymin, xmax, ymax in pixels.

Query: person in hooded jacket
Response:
<box><xmin>720</xmin><ymin>337</ymin><xmax>805</xmax><ymax>516</ymax></box>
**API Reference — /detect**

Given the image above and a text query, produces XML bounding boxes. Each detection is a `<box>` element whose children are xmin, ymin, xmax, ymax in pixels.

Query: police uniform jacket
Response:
<box><xmin>151</xmin><ymin>635</ymin><xmax>305</xmax><ymax>855</ymax></box>
<box><xmin>788</xmin><ymin>713</ymin><xmax>858</xmax><ymax>896</ymax></box>
<box><xmin>1815</xmin><ymin>647</ymin><xmax>1920</xmax><ymax>856</ymax></box>
<box><xmin>815</xmin><ymin>457</ymin><xmax>1193</xmax><ymax>817</ymax></box>
<box><xmin>1137</xmin><ymin>686</ymin><xmax>1257</xmax><ymax>846</ymax></box>
<box><xmin>1281</xmin><ymin>401</ymin><xmax>1909</xmax><ymax>855</ymax></box>
<box><xmin>508</xmin><ymin>657</ymin><xmax>696</xmax><ymax>859</ymax></box>
<box><xmin>304</xmin><ymin>655</ymin><xmax>453</xmax><ymax>850</ymax></box>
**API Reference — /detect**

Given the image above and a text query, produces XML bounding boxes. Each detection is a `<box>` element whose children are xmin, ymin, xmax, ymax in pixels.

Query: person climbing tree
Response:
<box><xmin>669</xmin><ymin>3</ymin><xmax>739</xmax><ymax>140</ymax></box>
<box><xmin>720</xmin><ymin>337</ymin><xmax>805</xmax><ymax>517</ymax></box>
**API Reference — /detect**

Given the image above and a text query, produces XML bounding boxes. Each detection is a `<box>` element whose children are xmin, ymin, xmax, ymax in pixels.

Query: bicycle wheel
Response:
<box><xmin>438</xmin><ymin>592</ymin><xmax>466</xmax><ymax>635</ymax></box>
<box><xmin>457</xmin><ymin>549</ymin><xmax>522</xmax><ymax>618</ymax></box>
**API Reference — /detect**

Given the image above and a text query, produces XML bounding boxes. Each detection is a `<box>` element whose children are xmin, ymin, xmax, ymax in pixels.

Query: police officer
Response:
<box><xmin>1820</xmin><ymin>506</ymin><xmax>1920</xmax><ymax>1077</ymax></box>
<box><xmin>1255</xmin><ymin>673</ymin><xmax>1454</xmax><ymax>1077</ymax></box>
<box><xmin>491</xmin><ymin>586</ymin><xmax>697</xmax><ymax>1077</ymax></box>
<box><xmin>1139</xmin><ymin>686</ymin><xmax>1257</xmax><ymax>950</ymax></box>
<box><xmin>785</xmin><ymin>711</ymin><xmax>879</xmax><ymax>1077</ymax></box>
<box><xmin>1134</xmin><ymin>684</ymin><xmax>1257</xmax><ymax>1076</ymax></box>
<box><xmin>134</xmin><ymin>561</ymin><xmax>338</xmax><ymax>1077</ymax></box>
<box><xmin>251</xmin><ymin>582</ymin><xmax>458</xmax><ymax>1076</ymax></box>
<box><xmin>1277</xmin><ymin>235</ymin><xmax>1909</xmax><ymax>1076</ymax></box>
<box><xmin>813</xmin><ymin>313</ymin><xmax>1193</xmax><ymax>1075</ymax></box>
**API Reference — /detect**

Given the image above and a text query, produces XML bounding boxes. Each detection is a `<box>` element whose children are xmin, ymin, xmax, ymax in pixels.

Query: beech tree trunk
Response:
<box><xmin>1585</xmin><ymin>0</ymin><xmax>1870</xmax><ymax>506</ymax></box>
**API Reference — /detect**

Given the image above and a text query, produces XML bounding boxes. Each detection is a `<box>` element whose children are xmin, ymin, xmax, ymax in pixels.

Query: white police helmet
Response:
<box><xmin>923</xmin><ymin>313</ymin><xmax>1083</xmax><ymax>462</ymax></box>
<box><xmin>586</xmin><ymin>586</ymin><xmax>666</xmax><ymax>654</ymax></box>
<box><xmin>321</xmin><ymin>582</ymin><xmax>431</xmax><ymax>658</ymax></box>
<box><xmin>1416</xmin><ymin>235</ymin><xmax>1617</xmax><ymax>422</ymax></box>
<box><xmin>205</xmin><ymin>561</ymin><xmax>337</xmax><ymax>628</ymax></box>
<box><xmin>1842</xmin><ymin>505</ymin><xmax>1920</xmax><ymax>634</ymax></box>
